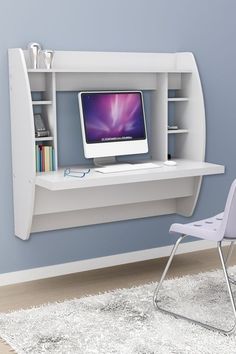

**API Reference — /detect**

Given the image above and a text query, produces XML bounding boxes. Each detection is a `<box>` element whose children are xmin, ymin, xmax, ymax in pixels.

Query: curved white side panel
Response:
<box><xmin>9</xmin><ymin>49</ymin><xmax>35</xmax><ymax>239</ymax></box>
<box><xmin>175</xmin><ymin>53</ymin><xmax>206</xmax><ymax>216</ymax></box>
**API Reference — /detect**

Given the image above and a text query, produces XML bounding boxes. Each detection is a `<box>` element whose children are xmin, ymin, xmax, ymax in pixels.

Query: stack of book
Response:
<box><xmin>35</xmin><ymin>144</ymin><xmax>54</xmax><ymax>172</ymax></box>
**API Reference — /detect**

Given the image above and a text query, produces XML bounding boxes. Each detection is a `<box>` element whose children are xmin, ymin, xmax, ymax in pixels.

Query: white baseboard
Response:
<box><xmin>0</xmin><ymin>240</ymin><xmax>214</xmax><ymax>286</ymax></box>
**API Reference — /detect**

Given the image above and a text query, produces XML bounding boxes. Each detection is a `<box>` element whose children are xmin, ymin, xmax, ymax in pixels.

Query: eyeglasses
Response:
<box><xmin>64</xmin><ymin>168</ymin><xmax>91</xmax><ymax>178</ymax></box>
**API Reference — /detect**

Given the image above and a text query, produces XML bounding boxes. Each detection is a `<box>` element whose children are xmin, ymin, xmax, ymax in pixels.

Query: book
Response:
<box><xmin>39</xmin><ymin>145</ymin><xmax>43</xmax><ymax>172</ymax></box>
<box><xmin>35</xmin><ymin>144</ymin><xmax>54</xmax><ymax>172</ymax></box>
<box><xmin>35</xmin><ymin>145</ymin><xmax>38</xmax><ymax>172</ymax></box>
<box><xmin>49</xmin><ymin>146</ymin><xmax>53</xmax><ymax>171</ymax></box>
<box><xmin>45</xmin><ymin>146</ymin><xmax>50</xmax><ymax>172</ymax></box>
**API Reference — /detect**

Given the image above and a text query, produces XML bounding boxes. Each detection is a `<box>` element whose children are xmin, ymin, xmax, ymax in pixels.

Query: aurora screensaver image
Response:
<box><xmin>81</xmin><ymin>92</ymin><xmax>146</xmax><ymax>143</ymax></box>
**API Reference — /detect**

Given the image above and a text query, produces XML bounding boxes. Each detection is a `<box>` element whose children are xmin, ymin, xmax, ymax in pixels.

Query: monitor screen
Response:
<box><xmin>78</xmin><ymin>91</ymin><xmax>148</xmax><ymax>159</ymax></box>
<box><xmin>80</xmin><ymin>91</ymin><xmax>146</xmax><ymax>144</ymax></box>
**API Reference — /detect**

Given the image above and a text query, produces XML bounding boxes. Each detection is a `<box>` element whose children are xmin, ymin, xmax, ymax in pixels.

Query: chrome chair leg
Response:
<box><xmin>153</xmin><ymin>234</ymin><xmax>186</xmax><ymax>308</ymax></box>
<box><xmin>217</xmin><ymin>241</ymin><xmax>236</xmax><ymax>334</ymax></box>
<box><xmin>225</xmin><ymin>241</ymin><xmax>236</xmax><ymax>285</ymax></box>
<box><xmin>153</xmin><ymin>238</ymin><xmax>236</xmax><ymax>334</ymax></box>
<box><xmin>225</xmin><ymin>241</ymin><xmax>234</xmax><ymax>266</ymax></box>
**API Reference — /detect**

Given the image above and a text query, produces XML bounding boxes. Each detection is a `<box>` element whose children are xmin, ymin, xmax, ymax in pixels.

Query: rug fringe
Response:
<box><xmin>0</xmin><ymin>336</ymin><xmax>18</xmax><ymax>353</ymax></box>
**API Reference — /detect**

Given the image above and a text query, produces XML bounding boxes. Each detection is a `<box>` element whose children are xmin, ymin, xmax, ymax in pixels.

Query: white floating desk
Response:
<box><xmin>8</xmin><ymin>49</ymin><xmax>225</xmax><ymax>240</ymax></box>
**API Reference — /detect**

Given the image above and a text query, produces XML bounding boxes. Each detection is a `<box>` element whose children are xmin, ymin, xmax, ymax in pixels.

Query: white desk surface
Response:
<box><xmin>35</xmin><ymin>159</ymin><xmax>224</xmax><ymax>191</ymax></box>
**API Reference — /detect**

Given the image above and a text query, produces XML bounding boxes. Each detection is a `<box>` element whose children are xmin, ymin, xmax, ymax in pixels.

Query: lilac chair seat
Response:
<box><xmin>170</xmin><ymin>213</ymin><xmax>224</xmax><ymax>241</ymax></box>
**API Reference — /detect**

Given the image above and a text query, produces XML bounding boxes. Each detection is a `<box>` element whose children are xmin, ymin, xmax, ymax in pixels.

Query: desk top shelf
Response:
<box><xmin>24</xmin><ymin>50</ymin><xmax>194</xmax><ymax>73</ymax></box>
<box><xmin>36</xmin><ymin>160</ymin><xmax>224</xmax><ymax>191</ymax></box>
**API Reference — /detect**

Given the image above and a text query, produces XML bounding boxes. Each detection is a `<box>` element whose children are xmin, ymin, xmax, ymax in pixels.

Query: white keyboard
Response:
<box><xmin>95</xmin><ymin>162</ymin><xmax>161</xmax><ymax>174</ymax></box>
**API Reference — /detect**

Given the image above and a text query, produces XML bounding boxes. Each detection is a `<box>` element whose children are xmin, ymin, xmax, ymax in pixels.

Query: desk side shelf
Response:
<box><xmin>8</xmin><ymin>49</ymin><xmax>224</xmax><ymax>240</ymax></box>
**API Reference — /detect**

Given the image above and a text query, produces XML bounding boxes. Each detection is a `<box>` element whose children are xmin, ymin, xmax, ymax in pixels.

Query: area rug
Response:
<box><xmin>1</xmin><ymin>267</ymin><xmax>236</xmax><ymax>354</ymax></box>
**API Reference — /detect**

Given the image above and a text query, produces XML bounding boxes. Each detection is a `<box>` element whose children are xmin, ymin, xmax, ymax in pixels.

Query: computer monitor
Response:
<box><xmin>78</xmin><ymin>91</ymin><xmax>148</xmax><ymax>161</ymax></box>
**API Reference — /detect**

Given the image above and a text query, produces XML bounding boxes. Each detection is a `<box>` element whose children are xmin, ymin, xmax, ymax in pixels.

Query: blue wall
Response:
<box><xmin>0</xmin><ymin>0</ymin><xmax>234</xmax><ymax>273</ymax></box>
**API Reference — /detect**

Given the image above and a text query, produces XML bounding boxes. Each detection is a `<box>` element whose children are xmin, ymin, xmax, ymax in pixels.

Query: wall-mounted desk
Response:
<box><xmin>32</xmin><ymin>160</ymin><xmax>224</xmax><ymax>234</ymax></box>
<box><xmin>8</xmin><ymin>49</ymin><xmax>224</xmax><ymax>240</ymax></box>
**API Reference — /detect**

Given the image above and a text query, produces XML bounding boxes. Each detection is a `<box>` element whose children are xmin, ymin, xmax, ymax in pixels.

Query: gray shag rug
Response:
<box><xmin>1</xmin><ymin>267</ymin><xmax>236</xmax><ymax>354</ymax></box>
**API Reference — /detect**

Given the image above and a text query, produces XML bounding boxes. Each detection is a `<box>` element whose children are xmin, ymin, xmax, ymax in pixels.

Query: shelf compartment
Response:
<box><xmin>34</xmin><ymin>176</ymin><xmax>195</xmax><ymax>216</ymax></box>
<box><xmin>168</xmin><ymin>73</ymin><xmax>192</xmax><ymax>90</ymax></box>
<box><xmin>168</xmin><ymin>129</ymin><xmax>188</xmax><ymax>134</ymax></box>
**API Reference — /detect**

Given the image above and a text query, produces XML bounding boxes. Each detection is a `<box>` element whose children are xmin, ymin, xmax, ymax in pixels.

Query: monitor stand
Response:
<box><xmin>93</xmin><ymin>157</ymin><xmax>131</xmax><ymax>167</ymax></box>
<box><xmin>93</xmin><ymin>157</ymin><xmax>117</xmax><ymax>167</ymax></box>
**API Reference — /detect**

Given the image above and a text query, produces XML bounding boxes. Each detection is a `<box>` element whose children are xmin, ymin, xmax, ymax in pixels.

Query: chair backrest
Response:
<box><xmin>219</xmin><ymin>179</ymin><xmax>236</xmax><ymax>239</ymax></box>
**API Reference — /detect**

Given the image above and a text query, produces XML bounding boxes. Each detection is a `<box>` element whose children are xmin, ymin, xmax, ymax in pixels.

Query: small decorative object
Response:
<box><xmin>34</xmin><ymin>114</ymin><xmax>49</xmax><ymax>137</ymax></box>
<box><xmin>168</xmin><ymin>125</ymin><xmax>179</xmax><ymax>130</ymax></box>
<box><xmin>41</xmin><ymin>49</ymin><xmax>54</xmax><ymax>69</ymax></box>
<box><xmin>27</xmin><ymin>42</ymin><xmax>41</xmax><ymax>69</ymax></box>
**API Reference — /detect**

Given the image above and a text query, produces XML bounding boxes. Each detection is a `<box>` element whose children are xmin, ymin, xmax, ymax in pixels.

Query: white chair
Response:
<box><xmin>153</xmin><ymin>179</ymin><xmax>236</xmax><ymax>334</ymax></box>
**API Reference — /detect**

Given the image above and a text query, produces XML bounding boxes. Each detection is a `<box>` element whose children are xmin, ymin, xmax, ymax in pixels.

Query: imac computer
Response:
<box><xmin>78</xmin><ymin>91</ymin><xmax>148</xmax><ymax>167</ymax></box>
